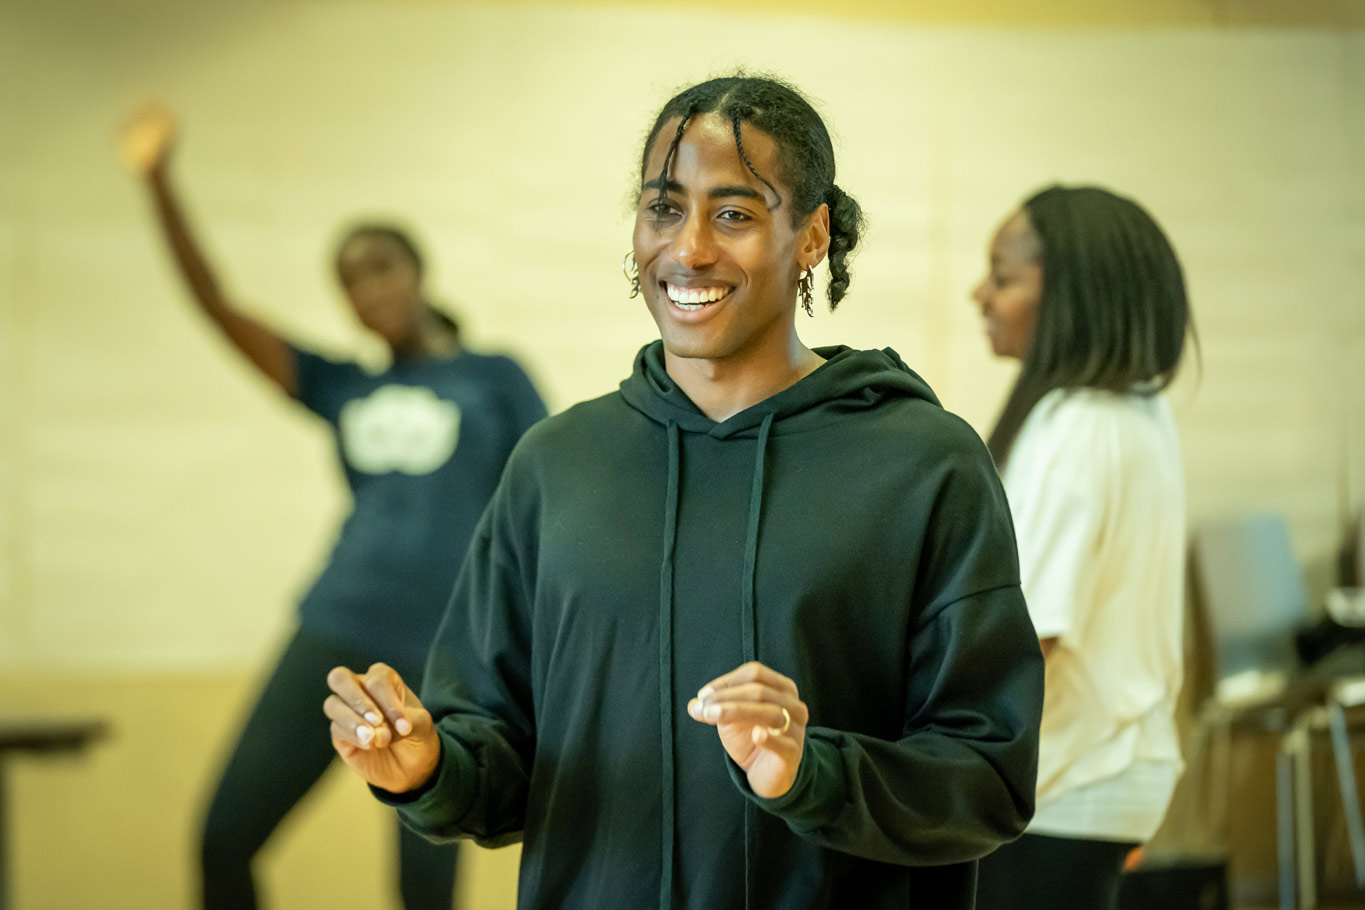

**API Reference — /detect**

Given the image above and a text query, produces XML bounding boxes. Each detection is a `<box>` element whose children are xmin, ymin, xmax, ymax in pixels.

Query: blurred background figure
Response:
<box><xmin>971</xmin><ymin>185</ymin><xmax>1193</xmax><ymax>910</ymax></box>
<box><xmin>117</xmin><ymin>103</ymin><xmax>545</xmax><ymax>910</ymax></box>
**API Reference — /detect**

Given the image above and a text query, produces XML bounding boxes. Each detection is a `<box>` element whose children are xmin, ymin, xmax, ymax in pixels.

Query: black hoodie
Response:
<box><xmin>380</xmin><ymin>341</ymin><xmax>1044</xmax><ymax>909</ymax></box>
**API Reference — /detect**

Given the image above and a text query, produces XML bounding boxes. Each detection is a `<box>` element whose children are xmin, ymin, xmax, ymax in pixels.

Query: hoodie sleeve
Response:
<box><xmin>370</xmin><ymin>447</ymin><xmax>539</xmax><ymax>848</ymax></box>
<box><xmin>729</xmin><ymin>432</ymin><xmax>1045</xmax><ymax>865</ymax></box>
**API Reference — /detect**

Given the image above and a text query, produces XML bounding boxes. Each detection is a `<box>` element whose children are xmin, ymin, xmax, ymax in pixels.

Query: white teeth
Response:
<box><xmin>665</xmin><ymin>283</ymin><xmax>731</xmax><ymax>307</ymax></box>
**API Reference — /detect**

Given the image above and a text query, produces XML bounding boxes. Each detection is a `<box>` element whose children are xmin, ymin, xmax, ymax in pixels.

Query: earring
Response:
<box><xmin>798</xmin><ymin>266</ymin><xmax>815</xmax><ymax>317</ymax></box>
<box><xmin>622</xmin><ymin>251</ymin><xmax>640</xmax><ymax>299</ymax></box>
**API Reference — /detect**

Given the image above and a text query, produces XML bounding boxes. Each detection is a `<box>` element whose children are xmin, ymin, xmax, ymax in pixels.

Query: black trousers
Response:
<box><xmin>200</xmin><ymin>626</ymin><xmax>460</xmax><ymax>909</ymax></box>
<box><xmin>975</xmin><ymin>833</ymin><xmax>1136</xmax><ymax>910</ymax></box>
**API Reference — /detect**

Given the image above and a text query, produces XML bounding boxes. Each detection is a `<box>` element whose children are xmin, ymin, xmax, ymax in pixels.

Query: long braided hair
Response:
<box><xmin>986</xmin><ymin>185</ymin><xmax>1197</xmax><ymax>465</ymax></box>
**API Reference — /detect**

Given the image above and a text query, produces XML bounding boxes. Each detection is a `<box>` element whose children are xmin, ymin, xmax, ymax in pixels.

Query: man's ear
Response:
<box><xmin>798</xmin><ymin>203</ymin><xmax>831</xmax><ymax>271</ymax></box>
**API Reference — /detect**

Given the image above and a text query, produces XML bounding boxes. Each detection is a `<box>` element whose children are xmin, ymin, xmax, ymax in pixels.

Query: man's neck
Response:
<box><xmin>664</xmin><ymin>334</ymin><xmax>825</xmax><ymax>423</ymax></box>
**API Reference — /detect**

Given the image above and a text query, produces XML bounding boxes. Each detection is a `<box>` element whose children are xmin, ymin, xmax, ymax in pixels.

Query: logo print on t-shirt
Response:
<box><xmin>339</xmin><ymin>385</ymin><xmax>461</xmax><ymax>475</ymax></box>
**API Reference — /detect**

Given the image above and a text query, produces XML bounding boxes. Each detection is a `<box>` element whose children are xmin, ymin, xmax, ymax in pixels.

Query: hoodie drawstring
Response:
<box><xmin>740</xmin><ymin>412</ymin><xmax>774</xmax><ymax>910</ymax></box>
<box><xmin>659</xmin><ymin>413</ymin><xmax>773</xmax><ymax>910</ymax></box>
<box><xmin>658</xmin><ymin>420</ymin><xmax>681</xmax><ymax>910</ymax></box>
<box><xmin>741</xmin><ymin>413</ymin><xmax>774</xmax><ymax>660</ymax></box>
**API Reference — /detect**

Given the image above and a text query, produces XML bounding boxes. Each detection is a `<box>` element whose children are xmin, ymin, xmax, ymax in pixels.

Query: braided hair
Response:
<box><xmin>639</xmin><ymin>74</ymin><xmax>865</xmax><ymax>310</ymax></box>
<box><xmin>986</xmin><ymin>185</ymin><xmax>1197</xmax><ymax>465</ymax></box>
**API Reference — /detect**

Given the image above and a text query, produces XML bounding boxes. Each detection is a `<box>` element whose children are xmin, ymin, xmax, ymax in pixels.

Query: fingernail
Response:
<box><xmin>356</xmin><ymin>724</ymin><xmax>373</xmax><ymax>746</ymax></box>
<box><xmin>364</xmin><ymin>711</ymin><xmax>382</xmax><ymax>725</ymax></box>
<box><xmin>703</xmin><ymin>704</ymin><xmax>721</xmax><ymax>722</ymax></box>
<box><xmin>698</xmin><ymin>686</ymin><xmax>715</xmax><ymax>700</ymax></box>
<box><xmin>687</xmin><ymin>700</ymin><xmax>700</xmax><ymax>719</ymax></box>
<box><xmin>396</xmin><ymin>718</ymin><xmax>412</xmax><ymax>736</ymax></box>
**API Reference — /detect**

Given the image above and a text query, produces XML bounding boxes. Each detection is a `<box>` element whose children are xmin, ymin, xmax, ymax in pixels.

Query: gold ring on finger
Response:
<box><xmin>768</xmin><ymin>707</ymin><xmax>792</xmax><ymax>737</ymax></box>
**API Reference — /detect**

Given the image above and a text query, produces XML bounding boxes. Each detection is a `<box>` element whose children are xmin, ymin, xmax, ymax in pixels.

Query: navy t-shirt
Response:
<box><xmin>291</xmin><ymin>345</ymin><xmax>546</xmax><ymax>669</ymax></box>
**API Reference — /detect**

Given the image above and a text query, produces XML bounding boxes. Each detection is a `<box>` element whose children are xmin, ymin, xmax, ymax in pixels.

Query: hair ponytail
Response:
<box><xmin>823</xmin><ymin>183</ymin><xmax>863</xmax><ymax>308</ymax></box>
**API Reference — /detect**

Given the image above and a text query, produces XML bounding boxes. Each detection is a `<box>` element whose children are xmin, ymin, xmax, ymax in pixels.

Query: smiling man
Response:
<box><xmin>324</xmin><ymin>75</ymin><xmax>1044</xmax><ymax>910</ymax></box>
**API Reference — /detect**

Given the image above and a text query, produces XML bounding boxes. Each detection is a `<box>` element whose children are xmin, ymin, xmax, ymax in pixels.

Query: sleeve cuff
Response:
<box><xmin>725</xmin><ymin>730</ymin><xmax>846</xmax><ymax>835</ymax></box>
<box><xmin>369</xmin><ymin>733</ymin><xmax>476</xmax><ymax>824</ymax></box>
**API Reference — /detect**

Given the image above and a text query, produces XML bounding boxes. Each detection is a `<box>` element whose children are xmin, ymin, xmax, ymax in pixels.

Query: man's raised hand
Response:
<box><xmin>688</xmin><ymin>661</ymin><xmax>809</xmax><ymax>799</ymax></box>
<box><xmin>324</xmin><ymin>662</ymin><xmax>440</xmax><ymax>794</ymax></box>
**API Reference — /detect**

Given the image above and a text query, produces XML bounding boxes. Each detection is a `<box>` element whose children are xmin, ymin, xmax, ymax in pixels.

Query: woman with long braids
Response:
<box><xmin>971</xmin><ymin>185</ymin><xmax>1194</xmax><ymax>910</ymax></box>
<box><xmin>119</xmin><ymin>104</ymin><xmax>546</xmax><ymax>909</ymax></box>
<box><xmin>321</xmin><ymin>74</ymin><xmax>1043</xmax><ymax>909</ymax></box>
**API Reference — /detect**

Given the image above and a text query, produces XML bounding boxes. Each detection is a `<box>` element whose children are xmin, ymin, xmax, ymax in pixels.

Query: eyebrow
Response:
<box><xmin>641</xmin><ymin>177</ymin><xmax>767</xmax><ymax>202</ymax></box>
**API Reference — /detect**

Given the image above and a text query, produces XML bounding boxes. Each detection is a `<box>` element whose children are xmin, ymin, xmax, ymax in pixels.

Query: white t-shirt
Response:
<box><xmin>1001</xmin><ymin>388</ymin><xmax>1186</xmax><ymax>842</ymax></box>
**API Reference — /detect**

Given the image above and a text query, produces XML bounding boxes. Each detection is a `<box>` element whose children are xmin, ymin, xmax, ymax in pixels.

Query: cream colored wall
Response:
<box><xmin>3</xmin><ymin>0</ymin><xmax>1361</xmax><ymax>672</ymax></box>
<box><xmin>1</xmin><ymin>1</ymin><xmax>1362</xmax><ymax>908</ymax></box>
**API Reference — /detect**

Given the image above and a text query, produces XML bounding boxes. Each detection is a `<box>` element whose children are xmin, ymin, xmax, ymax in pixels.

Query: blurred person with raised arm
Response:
<box><xmin>120</xmin><ymin>103</ymin><xmax>545</xmax><ymax>910</ymax></box>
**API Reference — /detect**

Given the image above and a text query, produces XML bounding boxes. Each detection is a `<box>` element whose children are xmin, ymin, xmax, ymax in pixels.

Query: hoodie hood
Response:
<box><xmin>618</xmin><ymin>340</ymin><xmax>940</xmax><ymax>437</ymax></box>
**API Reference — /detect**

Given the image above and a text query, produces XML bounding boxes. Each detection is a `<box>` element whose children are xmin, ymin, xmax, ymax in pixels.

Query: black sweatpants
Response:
<box><xmin>975</xmin><ymin>833</ymin><xmax>1136</xmax><ymax>910</ymax></box>
<box><xmin>200</xmin><ymin>626</ymin><xmax>460</xmax><ymax>909</ymax></box>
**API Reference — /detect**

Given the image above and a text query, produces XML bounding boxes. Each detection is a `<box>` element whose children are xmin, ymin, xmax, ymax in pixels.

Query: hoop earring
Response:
<box><xmin>798</xmin><ymin>266</ymin><xmax>815</xmax><ymax>317</ymax></box>
<box><xmin>622</xmin><ymin>251</ymin><xmax>640</xmax><ymax>299</ymax></box>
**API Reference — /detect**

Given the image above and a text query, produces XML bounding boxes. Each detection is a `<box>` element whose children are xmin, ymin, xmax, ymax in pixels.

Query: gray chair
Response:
<box><xmin>1192</xmin><ymin>512</ymin><xmax>1308</xmax><ymax>910</ymax></box>
<box><xmin>1289</xmin><ymin>510</ymin><xmax>1365</xmax><ymax>907</ymax></box>
<box><xmin>1193</xmin><ymin>512</ymin><xmax>1306</xmax><ymax>692</ymax></box>
<box><xmin>1192</xmin><ymin>511</ymin><xmax>1365</xmax><ymax>909</ymax></box>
